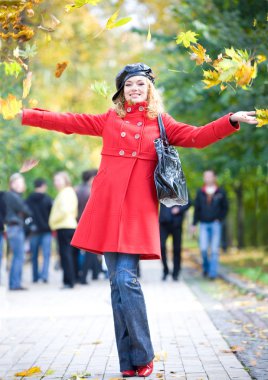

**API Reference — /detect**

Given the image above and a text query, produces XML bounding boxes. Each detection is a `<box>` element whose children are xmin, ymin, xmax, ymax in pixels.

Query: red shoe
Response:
<box><xmin>137</xmin><ymin>361</ymin><xmax>154</xmax><ymax>377</ymax></box>
<box><xmin>121</xmin><ymin>369</ymin><xmax>136</xmax><ymax>377</ymax></box>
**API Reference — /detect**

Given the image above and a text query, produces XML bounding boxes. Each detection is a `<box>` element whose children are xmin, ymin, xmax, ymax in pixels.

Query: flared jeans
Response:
<box><xmin>104</xmin><ymin>252</ymin><xmax>154</xmax><ymax>371</ymax></box>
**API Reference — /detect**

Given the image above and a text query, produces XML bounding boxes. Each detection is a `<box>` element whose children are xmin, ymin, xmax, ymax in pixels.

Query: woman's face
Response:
<box><xmin>123</xmin><ymin>76</ymin><xmax>148</xmax><ymax>103</ymax></box>
<box><xmin>54</xmin><ymin>174</ymin><xmax>66</xmax><ymax>191</ymax></box>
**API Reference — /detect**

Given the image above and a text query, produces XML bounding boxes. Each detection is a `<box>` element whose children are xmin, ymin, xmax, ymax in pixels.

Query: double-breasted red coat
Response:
<box><xmin>22</xmin><ymin>101</ymin><xmax>239</xmax><ymax>260</ymax></box>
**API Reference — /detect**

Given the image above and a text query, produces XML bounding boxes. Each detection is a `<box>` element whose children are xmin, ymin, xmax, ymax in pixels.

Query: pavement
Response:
<box><xmin>0</xmin><ymin>257</ymin><xmax>252</xmax><ymax>380</ymax></box>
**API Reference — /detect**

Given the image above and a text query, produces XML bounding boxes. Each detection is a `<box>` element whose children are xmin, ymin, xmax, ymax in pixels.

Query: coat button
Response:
<box><xmin>127</xmin><ymin>107</ymin><xmax>132</xmax><ymax>112</ymax></box>
<box><xmin>119</xmin><ymin>150</ymin><xmax>125</xmax><ymax>156</ymax></box>
<box><xmin>121</xmin><ymin>132</ymin><xmax>126</xmax><ymax>137</ymax></box>
<box><xmin>134</xmin><ymin>134</ymin><xmax>140</xmax><ymax>139</ymax></box>
<box><xmin>137</xmin><ymin>122</ymin><xmax>143</xmax><ymax>127</ymax></box>
<box><xmin>139</xmin><ymin>106</ymin><xmax>144</xmax><ymax>111</ymax></box>
<box><xmin>132</xmin><ymin>151</ymin><xmax>137</xmax><ymax>156</ymax></box>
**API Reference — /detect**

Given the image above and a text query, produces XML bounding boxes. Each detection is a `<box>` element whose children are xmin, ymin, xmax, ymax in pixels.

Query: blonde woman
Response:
<box><xmin>19</xmin><ymin>63</ymin><xmax>257</xmax><ymax>376</ymax></box>
<box><xmin>49</xmin><ymin>171</ymin><xmax>78</xmax><ymax>289</ymax></box>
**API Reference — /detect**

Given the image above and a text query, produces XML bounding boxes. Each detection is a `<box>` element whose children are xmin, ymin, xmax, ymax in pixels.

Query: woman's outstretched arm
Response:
<box><xmin>163</xmin><ymin>111</ymin><xmax>257</xmax><ymax>148</ymax></box>
<box><xmin>17</xmin><ymin>108</ymin><xmax>113</xmax><ymax>137</ymax></box>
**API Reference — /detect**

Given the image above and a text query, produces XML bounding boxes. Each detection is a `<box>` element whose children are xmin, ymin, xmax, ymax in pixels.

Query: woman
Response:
<box><xmin>19</xmin><ymin>63</ymin><xmax>257</xmax><ymax>376</ymax></box>
<box><xmin>49</xmin><ymin>171</ymin><xmax>78</xmax><ymax>289</ymax></box>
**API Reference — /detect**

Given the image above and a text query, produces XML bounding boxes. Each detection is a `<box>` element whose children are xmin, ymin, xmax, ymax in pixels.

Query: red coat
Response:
<box><xmin>22</xmin><ymin>101</ymin><xmax>239</xmax><ymax>260</ymax></box>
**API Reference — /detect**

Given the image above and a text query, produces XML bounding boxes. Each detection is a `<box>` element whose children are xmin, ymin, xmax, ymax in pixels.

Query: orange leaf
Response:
<box><xmin>19</xmin><ymin>159</ymin><xmax>40</xmax><ymax>173</ymax></box>
<box><xmin>55</xmin><ymin>61</ymin><xmax>68</xmax><ymax>78</ymax></box>
<box><xmin>15</xmin><ymin>366</ymin><xmax>42</xmax><ymax>377</ymax></box>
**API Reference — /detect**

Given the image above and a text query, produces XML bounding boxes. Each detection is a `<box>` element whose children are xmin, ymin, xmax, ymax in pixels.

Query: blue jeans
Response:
<box><xmin>199</xmin><ymin>221</ymin><xmax>222</xmax><ymax>278</ymax></box>
<box><xmin>6</xmin><ymin>225</ymin><xmax>25</xmax><ymax>289</ymax></box>
<box><xmin>104</xmin><ymin>252</ymin><xmax>154</xmax><ymax>371</ymax></box>
<box><xmin>0</xmin><ymin>232</ymin><xmax>3</xmax><ymax>283</ymax></box>
<box><xmin>30</xmin><ymin>232</ymin><xmax>52</xmax><ymax>282</ymax></box>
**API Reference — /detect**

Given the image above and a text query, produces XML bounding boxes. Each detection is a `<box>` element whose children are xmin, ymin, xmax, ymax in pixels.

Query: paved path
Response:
<box><xmin>0</xmin><ymin>259</ymin><xmax>251</xmax><ymax>380</ymax></box>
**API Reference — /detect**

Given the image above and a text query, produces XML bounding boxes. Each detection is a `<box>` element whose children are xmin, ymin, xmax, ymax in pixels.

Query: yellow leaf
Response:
<box><xmin>15</xmin><ymin>366</ymin><xmax>42</xmax><ymax>377</ymax></box>
<box><xmin>65</xmin><ymin>0</ymin><xmax>101</xmax><ymax>12</ymax></box>
<box><xmin>189</xmin><ymin>43</ymin><xmax>211</xmax><ymax>65</ymax></box>
<box><xmin>91</xmin><ymin>339</ymin><xmax>102</xmax><ymax>344</ymax></box>
<box><xmin>256</xmin><ymin>54</ymin><xmax>267</xmax><ymax>63</ymax></box>
<box><xmin>235</xmin><ymin>62</ymin><xmax>256</xmax><ymax>86</ymax></box>
<box><xmin>0</xmin><ymin>94</ymin><xmax>22</xmax><ymax>120</ymax></box>
<box><xmin>202</xmin><ymin>70</ymin><xmax>221</xmax><ymax>88</ymax></box>
<box><xmin>256</xmin><ymin>108</ymin><xmax>268</xmax><ymax>127</ymax></box>
<box><xmin>106</xmin><ymin>9</ymin><xmax>120</xmax><ymax>29</ymax></box>
<box><xmin>176</xmin><ymin>30</ymin><xmax>198</xmax><ymax>48</ymax></box>
<box><xmin>22</xmin><ymin>71</ymin><xmax>32</xmax><ymax>99</ymax></box>
<box><xmin>29</xmin><ymin>98</ymin><xmax>38</xmax><ymax>108</ymax></box>
<box><xmin>147</xmin><ymin>24</ymin><xmax>151</xmax><ymax>42</ymax></box>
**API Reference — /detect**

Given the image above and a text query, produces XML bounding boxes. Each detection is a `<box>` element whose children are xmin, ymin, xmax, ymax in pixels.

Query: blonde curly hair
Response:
<box><xmin>113</xmin><ymin>79</ymin><xmax>164</xmax><ymax>119</ymax></box>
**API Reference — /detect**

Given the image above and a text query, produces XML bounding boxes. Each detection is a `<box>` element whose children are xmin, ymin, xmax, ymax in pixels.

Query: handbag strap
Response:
<box><xmin>157</xmin><ymin>114</ymin><xmax>169</xmax><ymax>146</ymax></box>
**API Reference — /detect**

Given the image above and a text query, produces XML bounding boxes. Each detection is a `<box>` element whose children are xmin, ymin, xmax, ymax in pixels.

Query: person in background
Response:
<box><xmin>26</xmin><ymin>178</ymin><xmax>53</xmax><ymax>283</ymax></box>
<box><xmin>159</xmin><ymin>202</ymin><xmax>191</xmax><ymax>281</ymax></box>
<box><xmin>75</xmin><ymin>169</ymin><xmax>101</xmax><ymax>284</ymax></box>
<box><xmin>49</xmin><ymin>171</ymin><xmax>78</xmax><ymax>289</ymax></box>
<box><xmin>0</xmin><ymin>191</ymin><xmax>6</xmax><ymax>284</ymax></box>
<box><xmin>192</xmin><ymin>170</ymin><xmax>228</xmax><ymax>280</ymax></box>
<box><xmin>4</xmin><ymin>173</ymin><xmax>31</xmax><ymax>290</ymax></box>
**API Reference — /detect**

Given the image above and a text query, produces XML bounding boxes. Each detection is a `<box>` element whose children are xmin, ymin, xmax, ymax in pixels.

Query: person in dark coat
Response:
<box><xmin>4</xmin><ymin>173</ymin><xmax>32</xmax><ymax>290</ymax></box>
<box><xmin>26</xmin><ymin>178</ymin><xmax>53</xmax><ymax>283</ymax></box>
<box><xmin>159</xmin><ymin>201</ymin><xmax>191</xmax><ymax>281</ymax></box>
<box><xmin>0</xmin><ymin>191</ymin><xmax>6</xmax><ymax>284</ymax></box>
<box><xmin>75</xmin><ymin>169</ymin><xmax>102</xmax><ymax>284</ymax></box>
<box><xmin>192</xmin><ymin>170</ymin><xmax>228</xmax><ymax>279</ymax></box>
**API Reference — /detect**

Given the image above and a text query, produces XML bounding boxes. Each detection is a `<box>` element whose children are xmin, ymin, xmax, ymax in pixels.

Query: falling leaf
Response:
<box><xmin>91</xmin><ymin>339</ymin><xmax>102</xmax><ymax>344</ymax></box>
<box><xmin>19</xmin><ymin>158</ymin><xmax>40</xmax><ymax>173</ymax></box>
<box><xmin>55</xmin><ymin>61</ymin><xmax>68</xmax><ymax>78</ymax></box>
<box><xmin>256</xmin><ymin>109</ymin><xmax>268</xmax><ymax>127</ymax></box>
<box><xmin>65</xmin><ymin>0</ymin><xmax>102</xmax><ymax>12</ymax></box>
<box><xmin>91</xmin><ymin>81</ymin><xmax>110</xmax><ymax>99</ymax></box>
<box><xmin>175</xmin><ymin>30</ymin><xmax>198</xmax><ymax>48</ymax></box>
<box><xmin>256</xmin><ymin>54</ymin><xmax>267</xmax><ymax>63</ymax></box>
<box><xmin>202</xmin><ymin>70</ymin><xmax>221</xmax><ymax>89</ymax></box>
<box><xmin>29</xmin><ymin>98</ymin><xmax>39</xmax><ymax>108</ymax></box>
<box><xmin>147</xmin><ymin>24</ymin><xmax>151</xmax><ymax>42</ymax></box>
<box><xmin>22</xmin><ymin>71</ymin><xmax>32</xmax><ymax>99</ymax></box>
<box><xmin>0</xmin><ymin>94</ymin><xmax>22</xmax><ymax>120</ymax></box>
<box><xmin>38</xmin><ymin>14</ymin><xmax>61</xmax><ymax>32</ymax></box>
<box><xmin>105</xmin><ymin>10</ymin><xmax>132</xmax><ymax>30</ymax></box>
<box><xmin>15</xmin><ymin>366</ymin><xmax>42</xmax><ymax>377</ymax></box>
<box><xmin>153</xmin><ymin>350</ymin><xmax>167</xmax><ymax>362</ymax></box>
<box><xmin>189</xmin><ymin>43</ymin><xmax>211</xmax><ymax>65</ymax></box>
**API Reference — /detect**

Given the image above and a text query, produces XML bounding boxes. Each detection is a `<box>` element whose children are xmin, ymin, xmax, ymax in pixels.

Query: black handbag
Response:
<box><xmin>154</xmin><ymin>114</ymin><xmax>188</xmax><ymax>207</ymax></box>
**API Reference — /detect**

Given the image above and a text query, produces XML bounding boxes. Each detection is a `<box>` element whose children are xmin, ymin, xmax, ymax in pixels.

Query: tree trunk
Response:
<box><xmin>235</xmin><ymin>183</ymin><xmax>244</xmax><ymax>248</ymax></box>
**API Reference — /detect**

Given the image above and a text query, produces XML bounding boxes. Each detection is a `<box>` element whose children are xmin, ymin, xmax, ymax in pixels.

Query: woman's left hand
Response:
<box><xmin>230</xmin><ymin>111</ymin><xmax>258</xmax><ymax>125</ymax></box>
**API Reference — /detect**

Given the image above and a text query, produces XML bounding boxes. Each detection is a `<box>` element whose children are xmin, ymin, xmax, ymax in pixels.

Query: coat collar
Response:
<box><xmin>124</xmin><ymin>101</ymin><xmax>148</xmax><ymax>114</ymax></box>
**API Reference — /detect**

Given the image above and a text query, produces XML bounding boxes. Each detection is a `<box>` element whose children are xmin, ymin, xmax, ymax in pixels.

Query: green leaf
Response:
<box><xmin>147</xmin><ymin>24</ymin><xmax>151</xmax><ymax>42</ymax></box>
<box><xmin>109</xmin><ymin>17</ymin><xmax>132</xmax><ymax>29</ymax></box>
<box><xmin>175</xmin><ymin>30</ymin><xmax>198</xmax><ymax>48</ymax></box>
<box><xmin>1</xmin><ymin>61</ymin><xmax>22</xmax><ymax>78</ymax></box>
<box><xmin>65</xmin><ymin>0</ymin><xmax>101</xmax><ymax>12</ymax></box>
<box><xmin>91</xmin><ymin>80</ymin><xmax>111</xmax><ymax>99</ymax></box>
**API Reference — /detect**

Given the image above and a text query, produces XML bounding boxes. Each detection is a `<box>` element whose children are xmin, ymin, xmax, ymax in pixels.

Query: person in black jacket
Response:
<box><xmin>192</xmin><ymin>170</ymin><xmax>228</xmax><ymax>279</ymax></box>
<box><xmin>4</xmin><ymin>173</ymin><xmax>32</xmax><ymax>290</ymax></box>
<box><xmin>159</xmin><ymin>201</ymin><xmax>191</xmax><ymax>281</ymax></box>
<box><xmin>26</xmin><ymin>178</ymin><xmax>53</xmax><ymax>283</ymax></box>
<box><xmin>0</xmin><ymin>191</ymin><xmax>6</xmax><ymax>284</ymax></box>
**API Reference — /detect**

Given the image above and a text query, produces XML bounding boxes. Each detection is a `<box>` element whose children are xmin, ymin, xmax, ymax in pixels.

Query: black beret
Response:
<box><xmin>112</xmin><ymin>63</ymin><xmax>155</xmax><ymax>102</ymax></box>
